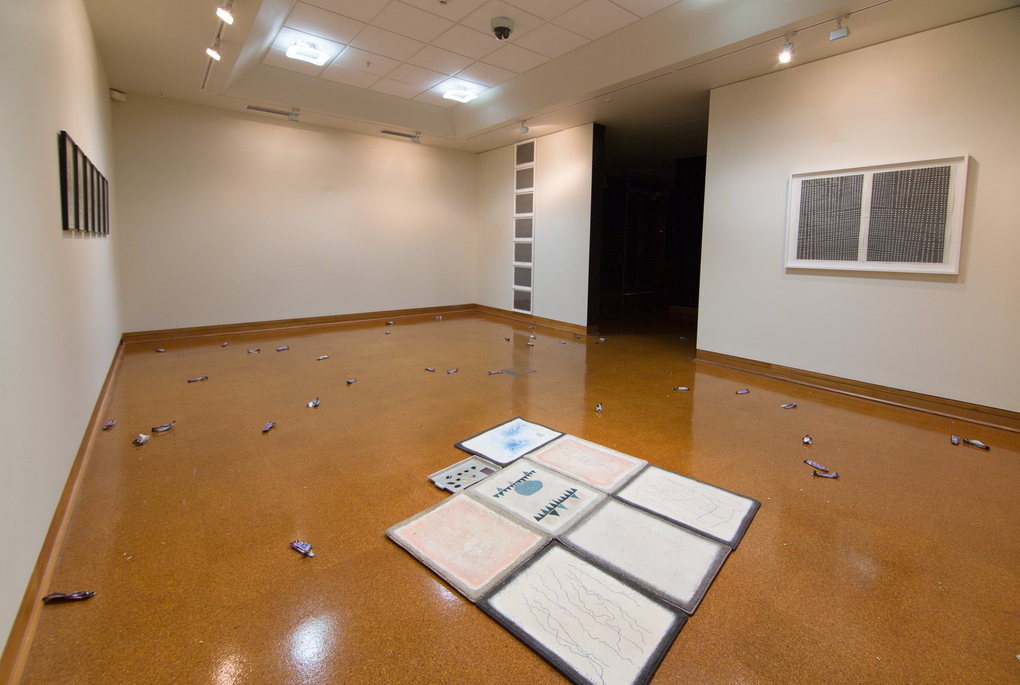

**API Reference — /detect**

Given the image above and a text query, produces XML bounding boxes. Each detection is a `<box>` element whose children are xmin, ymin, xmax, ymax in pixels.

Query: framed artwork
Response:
<box><xmin>102</xmin><ymin>176</ymin><xmax>110</xmax><ymax>234</ymax></box>
<box><xmin>87</xmin><ymin>161</ymin><xmax>96</xmax><ymax>233</ymax></box>
<box><xmin>479</xmin><ymin>543</ymin><xmax>685</xmax><ymax>685</ymax></box>
<box><xmin>386</xmin><ymin>494</ymin><xmax>548</xmax><ymax>602</ymax></box>
<box><xmin>428</xmin><ymin>455</ymin><xmax>501</xmax><ymax>493</ymax></box>
<box><xmin>615</xmin><ymin>466</ymin><xmax>759</xmax><ymax>548</ymax></box>
<box><xmin>562</xmin><ymin>499</ymin><xmax>730</xmax><ymax>615</ymax></box>
<box><xmin>58</xmin><ymin>132</ymin><xmax>77</xmax><ymax>231</ymax></box>
<box><xmin>527</xmin><ymin>435</ymin><xmax>647</xmax><ymax>493</ymax></box>
<box><xmin>785</xmin><ymin>156</ymin><xmax>968</xmax><ymax>274</ymax></box>
<box><xmin>465</xmin><ymin>460</ymin><xmax>605</xmax><ymax>536</ymax></box>
<box><xmin>58</xmin><ymin>131</ymin><xmax>109</xmax><ymax>235</ymax></box>
<box><xmin>75</xmin><ymin>146</ymin><xmax>87</xmax><ymax>232</ymax></box>
<box><xmin>456</xmin><ymin>417</ymin><xmax>563</xmax><ymax>465</ymax></box>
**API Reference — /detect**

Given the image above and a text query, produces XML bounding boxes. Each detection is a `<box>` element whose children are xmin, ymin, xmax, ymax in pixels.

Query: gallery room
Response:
<box><xmin>1</xmin><ymin>0</ymin><xmax>1018</xmax><ymax>682</ymax></box>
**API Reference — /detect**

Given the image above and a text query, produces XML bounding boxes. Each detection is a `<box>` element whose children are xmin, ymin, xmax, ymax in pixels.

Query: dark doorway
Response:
<box><xmin>595</xmin><ymin>155</ymin><xmax>706</xmax><ymax>336</ymax></box>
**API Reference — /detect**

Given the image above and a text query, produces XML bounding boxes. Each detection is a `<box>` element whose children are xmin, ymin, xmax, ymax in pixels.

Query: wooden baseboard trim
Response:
<box><xmin>474</xmin><ymin>305</ymin><xmax>589</xmax><ymax>336</ymax></box>
<box><xmin>695</xmin><ymin>349</ymin><xmax>1020</xmax><ymax>433</ymax></box>
<box><xmin>122</xmin><ymin>305</ymin><xmax>592</xmax><ymax>344</ymax></box>
<box><xmin>0</xmin><ymin>342</ymin><xmax>125</xmax><ymax>684</ymax></box>
<box><xmin>121</xmin><ymin>304</ymin><xmax>477</xmax><ymax>344</ymax></box>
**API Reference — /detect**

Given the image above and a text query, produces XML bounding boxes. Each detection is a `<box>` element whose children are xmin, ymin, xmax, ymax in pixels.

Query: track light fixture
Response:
<box><xmin>206</xmin><ymin>38</ymin><xmax>222</xmax><ymax>61</ymax></box>
<box><xmin>830</xmin><ymin>14</ymin><xmax>850</xmax><ymax>41</ymax></box>
<box><xmin>778</xmin><ymin>33</ymin><xmax>796</xmax><ymax>64</ymax></box>
<box><xmin>217</xmin><ymin>5</ymin><xmax>234</xmax><ymax>25</ymax></box>
<box><xmin>519</xmin><ymin>121</ymin><xmax>529</xmax><ymax>135</ymax></box>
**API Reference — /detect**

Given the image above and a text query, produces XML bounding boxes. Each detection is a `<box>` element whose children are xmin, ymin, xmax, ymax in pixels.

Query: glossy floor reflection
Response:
<box><xmin>19</xmin><ymin>312</ymin><xmax>1020</xmax><ymax>684</ymax></box>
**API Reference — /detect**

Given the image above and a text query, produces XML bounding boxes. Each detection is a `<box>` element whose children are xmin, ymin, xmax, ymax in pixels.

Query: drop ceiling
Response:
<box><xmin>84</xmin><ymin>0</ymin><xmax>1018</xmax><ymax>173</ymax></box>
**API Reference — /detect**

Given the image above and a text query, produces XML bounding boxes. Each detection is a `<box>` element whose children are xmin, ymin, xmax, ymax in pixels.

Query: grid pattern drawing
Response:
<box><xmin>866</xmin><ymin>166</ymin><xmax>951</xmax><ymax>263</ymax></box>
<box><xmin>796</xmin><ymin>175</ymin><xmax>863</xmax><ymax>261</ymax></box>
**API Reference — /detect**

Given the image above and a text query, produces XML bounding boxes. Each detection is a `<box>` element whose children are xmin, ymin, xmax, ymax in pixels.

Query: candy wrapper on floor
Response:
<box><xmin>42</xmin><ymin>591</ymin><xmax>95</xmax><ymax>604</ymax></box>
<box><xmin>291</xmin><ymin>540</ymin><xmax>314</xmax><ymax>557</ymax></box>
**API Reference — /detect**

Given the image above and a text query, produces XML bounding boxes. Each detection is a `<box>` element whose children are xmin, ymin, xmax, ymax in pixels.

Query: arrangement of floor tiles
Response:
<box><xmin>387</xmin><ymin>418</ymin><xmax>760</xmax><ymax>685</ymax></box>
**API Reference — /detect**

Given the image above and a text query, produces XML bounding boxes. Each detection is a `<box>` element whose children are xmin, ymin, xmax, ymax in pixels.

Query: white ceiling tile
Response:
<box><xmin>432</xmin><ymin>25</ymin><xmax>499</xmax><ymax>59</ymax></box>
<box><xmin>512</xmin><ymin>22</ymin><xmax>589</xmax><ymax>58</ymax></box>
<box><xmin>461</xmin><ymin>1</ymin><xmax>544</xmax><ymax>40</ymax></box>
<box><xmin>300</xmin><ymin>0</ymin><xmax>390</xmax><ymax>24</ymax></box>
<box><xmin>332</xmin><ymin>46</ymin><xmax>400</xmax><ymax>76</ymax></box>
<box><xmin>609</xmin><ymin>0</ymin><xmax>678</xmax><ymax>18</ymax></box>
<box><xmin>320</xmin><ymin>63</ymin><xmax>383</xmax><ymax>88</ymax></box>
<box><xmin>351</xmin><ymin>25</ymin><xmax>426</xmax><ymax>61</ymax></box>
<box><xmin>388</xmin><ymin>63</ymin><xmax>448</xmax><ymax>88</ymax></box>
<box><xmin>271</xmin><ymin>27</ymin><xmax>346</xmax><ymax>56</ymax></box>
<box><xmin>370</xmin><ymin>78</ymin><xmax>427</xmax><ymax>98</ymax></box>
<box><xmin>553</xmin><ymin>0</ymin><xmax>638</xmax><ymax>40</ymax></box>
<box><xmin>413</xmin><ymin>89</ymin><xmax>460</xmax><ymax>108</ymax></box>
<box><xmin>372</xmin><ymin>2</ymin><xmax>454</xmax><ymax>42</ymax></box>
<box><xmin>455</xmin><ymin>61</ymin><xmax>516</xmax><ymax>87</ymax></box>
<box><xmin>263</xmin><ymin>48</ymin><xmax>330</xmax><ymax>77</ymax></box>
<box><xmin>401</xmin><ymin>0</ymin><xmax>488</xmax><ymax>22</ymax></box>
<box><xmin>503</xmin><ymin>0</ymin><xmax>585</xmax><ymax>21</ymax></box>
<box><xmin>407</xmin><ymin>45</ymin><xmax>473</xmax><ymax>75</ymax></box>
<box><xmin>481</xmin><ymin>43</ymin><xmax>548</xmax><ymax>73</ymax></box>
<box><xmin>284</xmin><ymin>3</ymin><xmax>366</xmax><ymax>44</ymax></box>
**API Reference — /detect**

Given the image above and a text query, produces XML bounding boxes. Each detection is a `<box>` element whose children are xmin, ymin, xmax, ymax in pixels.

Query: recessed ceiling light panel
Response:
<box><xmin>443</xmin><ymin>87</ymin><xmax>477</xmax><ymax>103</ymax></box>
<box><xmin>286</xmin><ymin>40</ymin><xmax>332</xmax><ymax>66</ymax></box>
<box><xmin>435</xmin><ymin>77</ymin><xmax>486</xmax><ymax>104</ymax></box>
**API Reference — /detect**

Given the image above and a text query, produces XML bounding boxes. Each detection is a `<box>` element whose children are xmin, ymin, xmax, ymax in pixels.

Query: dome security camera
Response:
<box><xmin>491</xmin><ymin>16</ymin><xmax>514</xmax><ymax>41</ymax></box>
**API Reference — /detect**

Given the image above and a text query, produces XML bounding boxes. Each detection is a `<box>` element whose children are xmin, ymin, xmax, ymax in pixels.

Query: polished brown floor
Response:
<box><xmin>19</xmin><ymin>312</ymin><xmax>1020</xmax><ymax>684</ymax></box>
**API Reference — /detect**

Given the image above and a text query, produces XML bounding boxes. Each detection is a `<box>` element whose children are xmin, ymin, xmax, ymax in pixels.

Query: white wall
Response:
<box><xmin>0</xmin><ymin>0</ymin><xmax>121</xmax><ymax>644</ymax></box>
<box><xmin>475</xmin><ymin>124</ymin><xmax>593</xmax><ymax>327</ymax></box>
<box><xmin>113</xmin><ymin>97</ymin><xmax>478</xmax><ymax>332</ymax></box>
<box><xmin>699</xmin><ymin>10</ymin><xmax>1020</xmax><ymax>412</ymax></box>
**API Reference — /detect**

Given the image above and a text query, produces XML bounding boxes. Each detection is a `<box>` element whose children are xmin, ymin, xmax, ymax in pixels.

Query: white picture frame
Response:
<box><xmin>785</xmin><ymin>156</ymin><xmax>968</xmax><ymax>274</ymax></box>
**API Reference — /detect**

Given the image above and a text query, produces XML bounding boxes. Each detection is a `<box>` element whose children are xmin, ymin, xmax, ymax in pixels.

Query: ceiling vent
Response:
<box><xmin>379</xmin><ymin>130</ymin><xmax>421</xmax><ymax>143</ymax></box>
<box><xmin>245</xmin><ymin>105</ymin><xmax>300</xmax><ymax>121</ymax></box>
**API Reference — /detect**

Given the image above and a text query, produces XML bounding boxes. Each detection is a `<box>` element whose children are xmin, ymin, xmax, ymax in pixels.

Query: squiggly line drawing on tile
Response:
<box><xmin>635</xmin><ymin>475</ymin><xmax>737</xmax><ymax>530</ymax></box>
